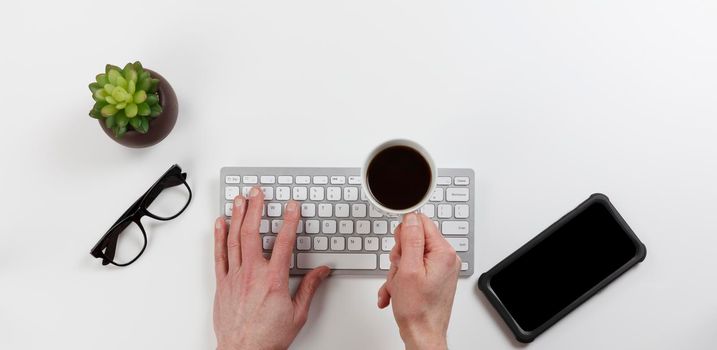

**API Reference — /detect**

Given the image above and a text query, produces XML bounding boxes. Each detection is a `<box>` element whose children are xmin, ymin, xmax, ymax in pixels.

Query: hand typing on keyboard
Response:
<box><xmin>377</xmin><ymin>212</ymin><xmax>460</xmax><ymax>350</ymax></box>
<box><xmin>213</xmin><ymin>187</ymin><xmax>331</xmax><ymax>350</ymax></box>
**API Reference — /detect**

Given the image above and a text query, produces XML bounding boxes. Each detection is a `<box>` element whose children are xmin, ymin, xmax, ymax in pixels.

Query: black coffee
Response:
<box><xmin>367</xmin><ymin>145</ymin><xmax>432</xmax><ymax>210</ymax></box>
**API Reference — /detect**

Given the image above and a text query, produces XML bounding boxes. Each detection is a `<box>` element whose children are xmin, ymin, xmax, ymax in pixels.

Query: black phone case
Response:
<box><xmin>477</xmin><ymin>193</ymin><xmax>647</xmax><ymax>343</ymax></box>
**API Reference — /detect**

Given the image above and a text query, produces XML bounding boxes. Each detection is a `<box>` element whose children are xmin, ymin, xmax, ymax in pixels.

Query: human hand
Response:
<box><xmin>377</xmin><ymin>213</ymin><xmax>461</xmax><ymax>350</ymax></box>
<box><xmin>213</xmin><ymin>187</ymin><xmax>330</xmax><ymax>350</ymax></box>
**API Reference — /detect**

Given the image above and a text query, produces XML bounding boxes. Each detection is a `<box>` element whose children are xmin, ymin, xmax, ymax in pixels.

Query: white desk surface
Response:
<box><xmin>1</xmin><ymin>1</ymin><xmax>716</xmax><ymax>349</ymax></box>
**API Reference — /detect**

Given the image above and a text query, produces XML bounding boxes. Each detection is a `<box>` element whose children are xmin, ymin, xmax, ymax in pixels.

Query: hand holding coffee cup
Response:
<box><xmin>361</xmin><ymin>140</ymin><xmax>436</xmax><ymax>216</ymax></box>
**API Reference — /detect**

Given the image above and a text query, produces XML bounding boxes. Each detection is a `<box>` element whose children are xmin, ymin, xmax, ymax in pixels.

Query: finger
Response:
<box><xmin>240</xmin><ymin>187</ymin><xmax>265</xmax><ymax>266</ymax></box>
<box><xmin>270</xmin><ymin>200</ymin><xmax>299</xmax><ymax>273</ymax></box>
<box><xmin>293</xmin><ymin>266</ymin><xmax>331</xmax><ymax>324</ymax></box>
<box><xmin>398</xmin><ymin>213</ymin><xmax>426</xmax><ymax>272</ymax></box>
<box><xmin>227</xmin><ymin>195</ymin><xmax>246</xmax><ymax>271</ymax></box>
<box><xmin>377</xmin><ymin>282</ymin><xmax>391</xmax><ymax>308</ymax></box>
<box><xmin>419</xmin><ymin>214</ymin><xmax>451</xmax><ymax>252</ymax></box>
<box><xmin>214</xmin><ymin>217</ymin><xmax>228</xmax><ymax>281</ymax></box>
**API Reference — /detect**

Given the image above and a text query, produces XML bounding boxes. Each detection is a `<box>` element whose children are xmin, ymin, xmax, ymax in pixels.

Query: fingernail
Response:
<box><xmin>234</xmin><ymin>196</ymin><xmax>244</xmax><ymax>208</ymax></box>
<box><xmin>404</xmin><ymin>213</ymin><xmax>419</xmax><ymax>226</ymax></box>
<box><xmin>215</xmin><ymin>218</ymin><xmax>222</xmax><ymax>229</ymax></box>
<box><xmin>250</xmin><ymin>187</ymin><xmax>261</xmax><ymax>198</ymax></box>
<box><xmin>320</xmin><ymin>266</ymin><xmax>331</xmax><ymax>278</ymax></box>
<box><xmin>286</xmin><ymin>201</ymin><xmax>298</xmax><ymax>213</ymax></box>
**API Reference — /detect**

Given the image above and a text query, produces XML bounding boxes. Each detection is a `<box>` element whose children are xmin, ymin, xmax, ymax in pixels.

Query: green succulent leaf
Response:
<box><xmin>111</xmin><ymin>87</ymin><xmax>130</xmax><ymax>102</ymax></box>
<box><xmin>129</xmin><ymin>116</ymin><xmax>142</xmax><ymax>129</ymax></box>
<box><xmin>89</xmin><ymin>109</ymin><xmax>101</xmax><ymax>119</ymax></box>
<box><xmin>116</xmin><ymin>75</ymin><xmax>128</xmax><ymax>89</ymax></box>
<box><xmin>115</xmin><ymin>102</ymin><xmax>127</xmax><ymax>110</ymax></box>
<box><xmin>137</xmin><ymin>102</ymin><xmax>151</xmax><ymax>116</ymax></box>
<box><xmin>146</xmin><ymin>94</ymin><xmax>159</xmax><ymax>106</ymax></box>
<box><xmin>101</xmin><ymin>104</ymin><xmax>118</xmax><ymax>117</ymax></box>
<box><xmin>139</xmin><ymin>117</ymin><xmax>150</xmax><ymax>133</ymax></box>
<box><xmin>150</xmin><ymin>104</ymin><xmax>162</xmax><ymax>117</ymax></box>
<box><xmin>115</xmin><ymin>125</ymin><xmax>127</xmax><ymax>138</ymax></box>
<box><xmin>149</xmin><ymin>78</ymin><xmax>160</xmax><ymax>92</ymax></box>
<box><xmin>115</xmin><ymin>112</ymin><xmax>129</xmax><ymax>127</ymax></box>
<box><xmin>93</xmin><ymin>89</ymin><xmax>107</xmax><ymax>102</ymax></box>
<box><xmin>96</xmin><ymin>73</ymin><xmax>109</xmax><ymax>86</ymax></box>
<box><xmin>139</xmin><ymin>70</ymin><xmax>149</xmax><ymax>80</ymax></box>
<box><xmin>133</xmin><ymin>61</ymin><xmax>144</xmax><ymax>72</ymax></box>
<box><xmin>89</xmin><ymin>82</ymin><xmax>101</xmax><ymax>93</ymax></box>
<box><xmin>127</xmin><ymin>80</ymin><xmax>136</xmax><ymax>95</ymax></box>
<box><xmin>122</xmin><ymin>63</ymin><xmax>138</xmax><ymax>82</ymax></box>
<box><xmin>133</xmin><ymin>90</ymin><xmax>147</xmax><ymax>104</ymax></box>
<box><xmin>92</xmin><ymin>100</ymin><xmax>107</xmax><ymax>112</ymax></box>
<box><xmin>105</xmin><ymin>64</ymin><xmax>122</xmax><ymax>75</ymax></box>
<box><xmin>137</xmin><ymin>77</ymin><xmax>151</xmax><ymax>92</ymax></box>
<box><xmin>107</xmin><ymin>69</ymin><xmax>122</xmax><ymax>85</ymax></box>
<box><xmin>103</xmin><ymin>84</ymin><xmax>115</xmax><ymax>94</ymax></box>
<box><xmin>105</xmin><ymin>96</ymin><xmax>117</xmax><ymax>104</ymax></box>
<box><xmin>125</xmin><ymin>103</ymin><xmax>139</xmax><ymax>118</ymax></box>
<box><xmin>105</xmin><ymin>115</ymin><xmax>116</xmax><ymax>128</ymax></box>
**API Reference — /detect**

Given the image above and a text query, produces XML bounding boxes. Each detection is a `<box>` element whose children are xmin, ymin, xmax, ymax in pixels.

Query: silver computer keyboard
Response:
<box><xmin>220</xmin><ymin>167</ymin><xmax>475</xmax><ymax>277</ymax></box>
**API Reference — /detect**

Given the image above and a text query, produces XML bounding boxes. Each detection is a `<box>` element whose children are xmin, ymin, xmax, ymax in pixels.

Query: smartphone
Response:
<box><xmin>478</xmin><ymin>193</ymin><xmax>646</xmax><ymax>343</ymax></box>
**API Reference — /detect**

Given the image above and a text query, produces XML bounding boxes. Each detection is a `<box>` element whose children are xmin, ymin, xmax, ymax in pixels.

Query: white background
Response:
<box><xmin>1</xmin><ymin>0</ymin><xmax>716</xmax><ymax>349</ymax></box>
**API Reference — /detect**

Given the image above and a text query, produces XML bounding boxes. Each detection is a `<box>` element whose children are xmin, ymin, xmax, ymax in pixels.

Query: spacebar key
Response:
<box><xmin>297</xmin><ymin>253</ymin><xmax>377</xmax><ymax>270</ymax></box>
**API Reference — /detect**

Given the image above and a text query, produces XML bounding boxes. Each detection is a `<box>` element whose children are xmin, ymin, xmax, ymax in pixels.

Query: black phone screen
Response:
<box><xmin>490</xmin><ymin>200</ymin><xmax>639</xmax><ymax>332</ymax></box>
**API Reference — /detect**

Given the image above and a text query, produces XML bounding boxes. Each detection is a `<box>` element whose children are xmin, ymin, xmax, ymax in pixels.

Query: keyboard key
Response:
<box><xmin>301</xmin><ymin>203</ymin><xmax>316</xmax><ymax>217</ymax></box>
<box><xmin>225</xmin><ymin>176</ymin><xmax>241</xmax><ymax>184</ymax></box>
<box><xmin>421</xmin><ymin>204</ymin><xmax>435</xmax><ymax>218</ymax></box>
<box><xmin>322</xmin><ymin>220</ymin><xmax>337</xmax><ymax>234</ymax></box>
<box><xmin>390</xmin><ymin>221</ymin><xmax>399</xmax><ymax>234</ymax></box>
<box><xmin>446</xmin><ymin>188</ymin><xmax>469</xmax><ymax>202</ymax></box>
<box><xmin>313</xmin><ymin>237</ymin><xmax>328</xmax><ymax>251</ymax></box>
<box><xmin>242</xmin><ymin>187</ymin><xmax>252</xmax><ymax>197</ymax></box>
<box><xmin>437</xmin><ymin>204</ymin><xmax>452</xmax><ymax>219</ymax></box>
<box><xmin>225</xmin><ymin>186</ymin><xmax>239</xmax><ymax>200</ymax></box>
<box><xmin>275</xmin><ymin>187</ymin><xmax>291</xmax><ymax>201</ymax></box>
<box><xmin>296</xmin><ymin>176</ymin><xmax>311</xmax><ymax>184</ymax></box>
<box><xmin>267</xmin><ymin>203</ymin><xmax>282</xmax><ymax>217</ymax></box>
<box><xmin>379</xmin><ymin>254</ymin><xmax>390</xmax><ymax>270</ymax></box>
<box><xmin>278</xmin><ymin>176</ymin><xmax>293</xmax><ymax>184</ymax></box>
<box><xmin>260</xmin><ymin>176</ymin><xmax>276</xmax><ymax>184</ymax></box>
<box><xmin>263</xmin><ymin>236</ymin><xmax>276</xmax><ymax>250</ymax></box>
<box><xmin>327</xmin><ymin>187</ymin><xmax>341</xmax><ymax>201</ymax></box>
<box><xmin>455</xmin><ymin>204</ymin><xmax>470</xmax><ymax>218</ymax></box>
<box><xmin>330</xmin><ymin>237</ymin><xmax>345</xmax><ymax>251</ymax></box>
<box><xmin>437</xmin><ymin>176</ymin><xmax>451</xmax><ymax>185</ymax></box>
<box><xmin>442</xmin><ymin>221</ymin><xmax>469</xmax><ymax>235</ymax></box>
<box><xmin>360</xmin><ymin>190</ymin><xmax>368</xmax><ymax>201</ymax></box>
<box><xmin>260</xmin><ymin>220</ymin><xmax>270</xmax><ymax>233</ymax></box>
<box><xmin>343</xmin><ymin>187</ymin><xmax>359</xmax><ymax>201</ymax></box>
<box><xmin>260</xmin><ymin>187</ymin><xmax>274</xmax><ymax>200</ymax></box>
<box><xmin>297</xmin><ymin>237</ymin><xmax>311</xmax><ymax>251</ymax></box>
<box><xmin>365</xmin><ymin>237</ymin><xmax>379</xmax><ymax>251</ymax></box>
<box><xmin>293</xmin><ymin>187</ymin><xmax>308</xmax><ymax>200</ymax></box>
<box><xmin>446</xmin><ymin>238</ymin><xmax>469</xmax><ymax>252</ymax></box>
<box><xmin>430</xmin><ymin>188</ymin><xmax>444</xmax><ymax>202</ymax></box>
<box><xmin>335</xmin><ymin>204</ymin><xmax>350</xmax><ymax>218</ymax></box>
<box><xmin>352</xmin><ymin>204</ymin><xmax>367</xmax><ymax>218</ymax></box>
<box><xmin>369</xmin><ymin>206</ymin><xmax>383</xmax><ymax>218</ymax></box>
<box><xmin>306</xmin><ymin>220</ymin><xmax>320</xmax><ymax>234</ymax></box>
<box><xmin>339</xmin><ymin>220</ymin><xmax>354</xmax><ymax>234</ymax></box>
<box><xmin>461</xmin><ymin>262</ymin><xmax>469</xmax><ymax>271</ymax></box>
<box><xmin>271</xmin><ymin>220</ymin><xmax>282</xmax><ymax>233</ymax></box>
<box><xmin>348</xmin><ymin>237</ymin><xmax>362</xmax><ymax>251</ymax></box>
<box><xmin>356</xmin><ymin>220</ymin><xmax>370</xmax><ymax>234</ymax></box>
<box><xmin>243</xmin><ymin>176</ymin><xmax>258</xmax><ymax>184</ymax></box>
<box><xmin>310</xmin><ymin>187</ymin><xmax>325</xmax><ymax>201</ymax></box>
<box><xmin>297</xmin><ymin>253</ymin><xmax>376</xmax><ymax>270</ymax></box>
<box><xmin>454</xmin><ymin>177</ymin><xmax>470</xmax><ymax>185</ymax></box>
<box><xmin>225</xmin><ymin>202</ymin><xmax>233</xmax><ymax>216</ymax></box>
<box><xmin>381</xmin><ymin>237</ymin><xmax>395</xmax><ymax>251</ymax></box>
<box><xmin>318</xmin><ymin>204</ymin><xmax>332</xmax><ymax>218</ymax></box>
<box><xmin>373</xmin><ymin>221</ymin><xmax>388</xmax><ymax>234</ymax></box>
<box><xmin>296</xmin><ymin>220</ymin><xmax>303</xmax><ymax>234</ymax></box>
<box><xmin>313</xmin><ymin>176</ymin><xmax>329</xmax><ymax>184</ymax></box>
<box><xmin>330</xmin><ymin>176</ymin><xmax>346</xmax><ymax>184</ymax></box>
<box><xmin>348</xmin><ymin>176</ymin><xmax>361</xmax><ymax>184</ymax></box>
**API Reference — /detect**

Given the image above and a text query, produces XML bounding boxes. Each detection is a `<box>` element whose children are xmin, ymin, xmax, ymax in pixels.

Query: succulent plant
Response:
<box><xmin>89</xmin><ymin>61</ymin><xmax>163</xmax><ymax>138</ymax></box>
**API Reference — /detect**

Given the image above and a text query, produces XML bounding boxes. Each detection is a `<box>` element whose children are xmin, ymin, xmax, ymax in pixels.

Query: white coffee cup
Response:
<box><xmin>361</xmin><ymin>139</ymin><xmax>437</xmax><ymax>216</ymax></box>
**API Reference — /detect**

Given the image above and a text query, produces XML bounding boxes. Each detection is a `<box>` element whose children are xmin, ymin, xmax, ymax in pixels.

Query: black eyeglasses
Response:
<box><xmin>91</xmin><ymin>164</ymin><xmax>192</xmax><ymax>266</ymax></box>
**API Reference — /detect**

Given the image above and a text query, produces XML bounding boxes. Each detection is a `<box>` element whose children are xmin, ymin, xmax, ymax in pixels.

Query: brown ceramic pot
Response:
<box><xmin>99</xmin><ymin>69</ymin><xmax>178</xmax><ymax>148</ymax></box>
